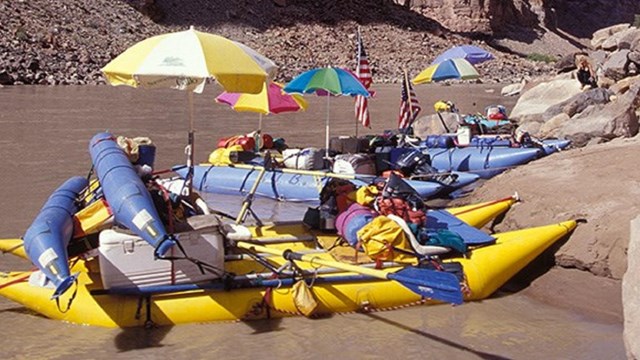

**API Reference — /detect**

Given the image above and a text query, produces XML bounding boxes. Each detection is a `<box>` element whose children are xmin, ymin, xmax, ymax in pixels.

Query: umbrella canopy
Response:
<box><xmin>284</xmin><ymin>67</ymin><xmax>371</xmax><ymax>97</ymax></box>
<box><xmin>102</xmin><ymin>26</ymin><xmax>277</xmax><ymax>94</ymax></box>
<box><xmin>284</xmin><ymin>67</ymin><xmax>370</xmax><ymax>157</ymax></box>
<box><xmin>215</xmin><ymin>82</ymin><xmax>307</xmax><ymax>115</ymax></box>
<box><xmin>101</xmin><ymin>26</ymin><xmax>278</xmax><ymax>193</ymax></box>
<box><xmin>412</xmin><ymin>58</ymin><xmax>480</xmax><ymax>85</ymax></box>
<box><xmin>431</xmin><ymin>45</ymin><xmax>494</xmax><ymax>65</ymax></box>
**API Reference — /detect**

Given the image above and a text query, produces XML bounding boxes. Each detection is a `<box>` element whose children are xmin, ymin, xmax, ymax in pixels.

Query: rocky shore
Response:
<box><xmin>0</xmin><ymin>0</ymin><xmax>564</xmax><ymax>86</ymax></box>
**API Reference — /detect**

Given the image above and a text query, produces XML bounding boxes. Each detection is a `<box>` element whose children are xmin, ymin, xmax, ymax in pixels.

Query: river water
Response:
<box><xmin>0</xmin><ymin>85</ymin><xmax>625</xmax><ymax>359</ymax></box>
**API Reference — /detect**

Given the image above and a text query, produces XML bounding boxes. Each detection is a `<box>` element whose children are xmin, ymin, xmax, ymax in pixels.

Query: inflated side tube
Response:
<box><xmin>89</xmin><ymin>132</ymin><xmax>176</xmax><ymax>257</ymax></box>
<box><xmin>24</xmin><ymin>176</ymin><xmax>88</xmax><ymax>299</ymax></box>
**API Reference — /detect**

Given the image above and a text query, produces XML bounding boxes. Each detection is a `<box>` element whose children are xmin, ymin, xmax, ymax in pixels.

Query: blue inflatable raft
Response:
<box><xmin>23</xmin><ymin>176</ymin><xmax>88</xmax><ymax>298</ymax></box>
<box><xmin>89</xmin><ymin>132</ymin><xmax>176</xmax><ymax>257</ymax></box>
<box><xmin>390</xmin><ymin>146</ymin><xmax>543</xmax><ymax>179</ymax></box>
<box><xmin>172</xmin><ymin>164</ymin><xmax>478</xmax><ymax>203</ymax></box>
<box><xmin>421</xmin><ymin>134</ymin><xmax>571</xmax><ymax>156</ymax></box>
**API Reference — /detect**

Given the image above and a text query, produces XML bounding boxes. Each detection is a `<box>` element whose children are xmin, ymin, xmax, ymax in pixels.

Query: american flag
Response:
<box><xmin>354</xmin><ymin>30</ymin><xmax>372</xmax><ymax>128</ymax></box>
<box><xmin>398</xmin><ymin>76</ymin><xmax>421</xmax><ymax>130</ymax></box>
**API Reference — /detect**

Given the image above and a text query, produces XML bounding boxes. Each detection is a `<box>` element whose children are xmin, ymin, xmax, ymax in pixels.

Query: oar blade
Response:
<box><xmin>390</xmin><ymin>267</ymin><xmax>464</xmax><ymax>305</ymax></box>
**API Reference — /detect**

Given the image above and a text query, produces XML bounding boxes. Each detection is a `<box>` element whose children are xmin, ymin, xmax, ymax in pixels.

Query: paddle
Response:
<box><xmin>436</xmin><ymin>111</ymin><xmax>451</xmax><ymax>133</ymax></box>
<box><xmin>233</xmin><ymin>240</ymin><xmax>464</xmax><ymax>305</ymax></box>
<box><xmin>235</xmin><ymin>165</ymin><xmax>266</xmax><ymax>225</ymax></box>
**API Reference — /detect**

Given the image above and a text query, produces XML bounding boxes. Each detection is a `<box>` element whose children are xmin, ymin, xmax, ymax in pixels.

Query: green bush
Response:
<box><xmin>634</xmin><ymin>14</ymin><xmax>640</xmax><ymax>27</ymax></box>
<box><xmin>526</xmin><ymin>53</ymin><xmax>557</xmax><ymax>63</ymax></box>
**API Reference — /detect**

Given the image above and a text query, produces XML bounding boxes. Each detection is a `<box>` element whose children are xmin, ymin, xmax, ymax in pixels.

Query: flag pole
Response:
<box><xmin>404</xmin><ymin>69</ymin><xmax>413</xmax><ymax>122</ymax></box>
<box><xmin>355</xmin><ymin>26</ymin><xmax>361</xmax><ymax>139</ymax></box>
<box><xmin>403</xmin><ymin>69</ymin><xmax>413</xmax><ymax>139</ymax></box>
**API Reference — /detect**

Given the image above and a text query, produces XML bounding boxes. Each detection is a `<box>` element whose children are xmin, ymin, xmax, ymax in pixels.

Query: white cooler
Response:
<box><xmin>98</xmin><ymin>216</ymin><xmax>225</xmax><ymax>289</ymax></box>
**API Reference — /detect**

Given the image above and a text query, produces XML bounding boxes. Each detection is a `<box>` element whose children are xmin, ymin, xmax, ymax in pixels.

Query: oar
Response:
<box><xmin>235</xmin><ymin>165</ymin><xmax>267</xmax><ymax>225</ymax></box>
<box><xmin>234</xmin><ymin>241</ymin><xmax>464</xmax><ymax>305</ymax></box>
<box><xmin>436</xmin><ymin>111</ymin><xmax>451</xmax><ymax>133</ymax></box>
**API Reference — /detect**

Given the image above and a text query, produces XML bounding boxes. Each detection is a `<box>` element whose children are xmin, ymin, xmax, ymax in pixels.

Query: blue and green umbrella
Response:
<box><xmin>284</xmin><ymin>67</ymin><xmax>371</xmax><ymax>157</ymax></box>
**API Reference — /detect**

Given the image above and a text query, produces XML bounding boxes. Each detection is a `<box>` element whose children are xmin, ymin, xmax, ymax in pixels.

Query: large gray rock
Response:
<box><xmin>590</xmin><ymin>50</ymin><xmax>609</xmax><ymax>69</ymax></box>
<box><xmin>412</xmin><ymin>112</ymin><xmax>460</xmax><ymax>137</ymax></box>
<box><xmin>539</xmin><ymin>112</ymin><xmax>570</xmax><ymax>137</ymax></box>
<box><xmin>543</xmin><ymin>87</ymin><xmax>612</xmax><ymax>121</ymax></box>
<box><xmin>618</xmin><ymin>27</ymin><xmax>640</xmax><ymax>50</ymax></box>
<box><xmin>601</xmin><ymin>27</ymin><xmax>639</xmax><ymax>51</ymax></box>
<box><xmin>501</xmin><ymin>81</ymin><xmax>526</xmax><ymax>96</ymax></box>
<box><xmin>624</xmin><ymin>216</ymin><xmax>640</xmax><ymax>360</ymax></box>
<box><xmin>591</xmin><ymin>23</ymin><xmax>631</xmax><ymax>49</ymax></box>
<box><xmin>557</xmin><ymin>84</ymin><xmax>640</xmax><ymax>147</ymax></box>
<box><xmin>603</xmin><ymin>49</ymin><xmax>632</xmax><ymax>81</ymax></box>
<box><xmin>510</xmin><ymin>78</ymin><xmax>582</xmax><ymax>123</ymax></box>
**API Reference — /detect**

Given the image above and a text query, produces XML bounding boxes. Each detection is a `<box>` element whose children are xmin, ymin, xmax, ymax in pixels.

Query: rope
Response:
<box><xmin>0</xmin><ymin>242</ymin><xmax>24</xmax><ymax>255</ymax></box>
<box><xmin>55</xmin><ymin>279</ymin><xmax>78</xmax><ymax>313</ymax></box>
<box><xmin>0</xmin><ymin>272</ymin><xmax>31</xmax><ymax>290</ymax></box>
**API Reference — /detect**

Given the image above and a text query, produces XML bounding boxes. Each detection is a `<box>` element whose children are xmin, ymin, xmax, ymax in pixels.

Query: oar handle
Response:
<box><xmin>283</xmin><ymin>249</ymin><xmax>389</xmax><ymax>280</ymax></box>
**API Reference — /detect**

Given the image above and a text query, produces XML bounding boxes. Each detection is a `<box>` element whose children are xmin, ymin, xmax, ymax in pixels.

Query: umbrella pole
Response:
<box><xmin>355</xmin><ymin>106</ymin><xmax>358</xmax><ymax>138</ymax></box>
<box><xmin>186</xmin><ymin>91</ymin><xmax>195</xmax><ymax>195</ymax></box>
<box><xmin>325</xmin><ymin>95</ymin><xmax>330</xmax><ymax>159</ymax></box>
<box><xmin>256</xmin><ymin>113</ymin><xmax>263</xmax><ymax>152</ymax></box>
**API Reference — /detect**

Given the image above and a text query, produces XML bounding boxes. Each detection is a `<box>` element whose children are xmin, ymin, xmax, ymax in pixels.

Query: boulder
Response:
<box><xmin>555</xmin><ymin>53</ymin><xmax>577</xmax><ymax>73</ymax></box>
<box><xmin>539</xmin><ymin>112</ymin><xmax>570</xmax><ymax>137</ymax></box>
<box><xmin>624</xmin><ymin>216</ymin><xmax>640</xmax><ymax>360</ymax></box>
<box><xmin>501</xmin><ymin>80</ymin><xmax>526</xmax><ymax>96</ymax></box>
<box><xmin>510</xmin><ymin>78</ymin><xmax>582</xmax><ymax>123</ymax></box>
<box><xmin>610</xmin><ymin>75</ymin><xmax>640</xmax><ymax>95</ymax></box>
<box><xmin>543</xmin><ymin>87</ymin><xmax>612</xmax><ymax>121</ymax></box>
<box><xmin>603</xmin><ymin>49</ymin><xmax>631</xmax><ymax>81</ymax></box>
<box><xmin>600</xmin><ymin>27</ymin><xmax>639</xmax><ymax>51</ymax></box>
<box><xmin>591</xmin><ymin>23</ymin><xmax>631</xmax><ymax>49</ymax></box>
<box><xmin>590</xmin><ymin>50</ymin><xmax>609</xmax><ymax>69</ymax></box>
<box><xmin>618</xmin><ymin>27</ymin><xmax>640</xmax><ymax>50</ymax></box>
<box><xmin>557</xmin><ymin>84</ymin><xmax>640</xmax><ymax>147</ymax></box>
<box><xmin>412</xmin><ymin>112</ymin><xmax>460</xmax><ymax>137</ymax></box>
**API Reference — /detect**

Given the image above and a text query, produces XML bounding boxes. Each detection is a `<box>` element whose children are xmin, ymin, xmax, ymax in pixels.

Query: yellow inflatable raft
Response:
<box><xmin>0</xmin><ymin>196</ymin><xmax>577</xmax><ymax>328</ymax></box>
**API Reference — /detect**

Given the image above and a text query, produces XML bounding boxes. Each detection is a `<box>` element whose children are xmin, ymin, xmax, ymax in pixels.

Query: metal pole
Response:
<box><xmin>186</xmin><ymin>91</ymin><xmax>195</xmax><ymax>195</ymax></box>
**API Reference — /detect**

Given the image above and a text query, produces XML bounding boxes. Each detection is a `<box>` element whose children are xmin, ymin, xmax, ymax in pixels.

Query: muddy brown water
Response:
<box><xmin>0</xmin><ymin>85</ymin><xmax>625</xmax><ymax>359</ymax></box>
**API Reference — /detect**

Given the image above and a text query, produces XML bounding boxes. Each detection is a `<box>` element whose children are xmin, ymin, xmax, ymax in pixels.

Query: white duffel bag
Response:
<box><xmin>282</xmin><ymin>148</ymin><xmax>325</xmax><ymax>170</ymax></box>
<box><xmin>332</xmin><ymin>153</ymin><xmax>376</xmax><ymax>175</ymax></box>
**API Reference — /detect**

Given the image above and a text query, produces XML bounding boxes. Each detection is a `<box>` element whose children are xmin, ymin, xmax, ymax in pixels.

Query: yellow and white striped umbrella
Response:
<box><xmin>101</xmin><ymin>26</ymin><xmax>277</xmax><ymax>94</ymax></box>
<box><xmin>101</xmin><ymin>26</ymin><xmax>278</xmax><ymax>194</ymax></box>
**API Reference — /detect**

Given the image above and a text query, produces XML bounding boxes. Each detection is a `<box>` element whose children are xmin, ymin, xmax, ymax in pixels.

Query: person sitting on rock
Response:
<box><xmin>575</xmin><ymin>53</ymin><xmax>597</xmax><ymax>89</ymax></box>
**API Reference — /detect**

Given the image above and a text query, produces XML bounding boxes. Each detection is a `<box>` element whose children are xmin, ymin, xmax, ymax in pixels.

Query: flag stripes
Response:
<box><xmin>398</xmin><ymin>76</ymin><xmax>421</xmax><ymax>130</ymax></box>
<box><xmin>355</xmin><ymin>30</ymin><xmax>372</xmax><ymax>128</ymax></box>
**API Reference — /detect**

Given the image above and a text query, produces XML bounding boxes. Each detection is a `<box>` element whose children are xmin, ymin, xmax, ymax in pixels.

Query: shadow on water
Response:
<box><xmin>242</xmin><ymin>318</ymin><xmax>286</xmax><ymax>335</ymax></box>
<box><xmin>114</xmin><ymin>325</ymin><xmax>173</xmax><ymax>352</ymax></box>
<box><xmin>364</xmin><ymin>312</ymin><xmax>511</xmax><ymax>360</ymax></box>
<box><xmin>0</xmin><ymin>306</ymin><xmax>48</xmax><ymax>318</ymax></box>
